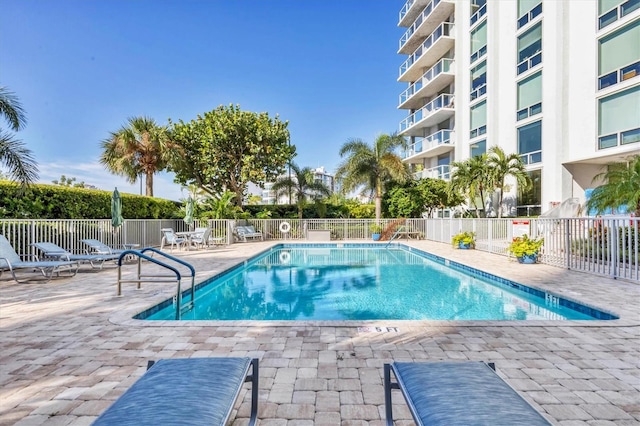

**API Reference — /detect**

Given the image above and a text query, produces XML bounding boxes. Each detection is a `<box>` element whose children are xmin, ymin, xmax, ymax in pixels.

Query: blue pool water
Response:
<box><xmin>138</xmin><ymin>244</ymin><xmax>616</xmax><ymax>321</ymax></box>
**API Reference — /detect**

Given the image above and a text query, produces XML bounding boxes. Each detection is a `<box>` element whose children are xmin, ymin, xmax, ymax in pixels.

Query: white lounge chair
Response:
<box><xmin>0</xmin><ymin>235</ymin><xmax>78</xmax><ymax>282</ymax></box>
<box><xmin>160</xmin><ymin>228</ymin><xmax>186</xmax><ymax>251</ymax></box>
<box><xmin>32</xmin><ymin>241</ymin><xmax>119</xmax><ymax>270</ymax></box>
<box><xmin>234</xmin><ymin>225</ymin><xmax>263</xmax><ymax>242</ymax></box>
<box><xmin>189</xmin><ymin>227</ymin><xmax>211</xmax><ymax>249</ymax></box>
<box><xmin>81</xmin><ymin>238</ymin><xmax>127</xmax><ymax>255</ymax></box>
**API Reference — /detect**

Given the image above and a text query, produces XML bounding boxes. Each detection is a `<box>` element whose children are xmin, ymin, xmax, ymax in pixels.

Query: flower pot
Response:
<box><xmin>517</xmin><ymin>253</ymin><xmax>538</xmax><ymax>264</ymax></box>
<box><xmin>458</xmin><ymin>242</ymin><xmax>472</xmax><ymax>249</ymax></box>
<box><xmin>372</xmin><ymin>233</ymin><xmax>381</xmax><ymax>241</ymax></box>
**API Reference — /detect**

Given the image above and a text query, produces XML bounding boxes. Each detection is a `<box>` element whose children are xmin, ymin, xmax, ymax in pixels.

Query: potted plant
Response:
<box><xmin>371</xmin><ymin>224</ymin><xmax>383</xmax><ymax>241</ymax></box>
<box><xmin>451</xmin><ymin>231</ymin><xmax>476</xmax><ymax>249</ymax></box>
<box><xmin>507</xmin><ymin>235</ymin><xmax>544</xmax><ymax>264</ymax></box>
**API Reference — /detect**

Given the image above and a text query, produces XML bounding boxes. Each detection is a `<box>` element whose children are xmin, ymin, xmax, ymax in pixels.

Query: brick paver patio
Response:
<box><xmin>1</xmin><ymin>240</ymin><xmax>638</xmax><ymax>425</ymax></box>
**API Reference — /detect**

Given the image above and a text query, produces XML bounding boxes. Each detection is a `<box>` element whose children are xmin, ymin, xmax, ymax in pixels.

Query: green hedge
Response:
<box><xmin>0</xmin><ymin>182</ymin><xmax>182</xmax><ymax>219</ymax></box>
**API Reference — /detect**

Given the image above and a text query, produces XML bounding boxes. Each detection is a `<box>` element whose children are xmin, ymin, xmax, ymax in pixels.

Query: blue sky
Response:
<box><xmin>1</xmin><ymin>0</ymin><xmax>405</xmax><ymax>201</ymax></box>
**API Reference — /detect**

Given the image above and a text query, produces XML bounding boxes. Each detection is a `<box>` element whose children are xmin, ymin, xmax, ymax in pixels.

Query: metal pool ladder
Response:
<box><xmin>116</xmin><ymin>248</ymin><xmax>196</xmax><ymax>320</ymax></box>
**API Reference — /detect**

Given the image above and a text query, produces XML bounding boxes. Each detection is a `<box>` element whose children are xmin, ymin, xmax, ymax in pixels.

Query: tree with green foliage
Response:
<box><xmin>487</xmin><ymin>146</ymin><xmax>530</xmax><ymax>218</ymax></box>
<box><xmin>385</xmin><ymin>178</ymin><xmax>463</xmax><ymax>218</ymax></box>
<box><xmin>336</xmin><ymin>133</ymin><xmax>408</xmax><ymax>221</ymax></box>
<box><xmin>100</xmin><ymin>116</ymin><xmax>174</xmax><ymax>197</ymax></box>
<box><xmin>270</xmin><ymin>162</ymin><xmax>331</xmax><ymax>219</ymax></box>
<box><xmin>169</xmin><ymin>104</ymin><xmax>294</xmax><ymax>208</ymax></box>
<box><xmin>0</xmin><ymin>86</ymin><xmax>38</xmax><ymax>186</ymax></box>
<box><xmin>199</xmin><ymin>191</ymin><xmax>239</xmax><ymax>219</ymax></box>
<box><xmin>448</xmin><ymin>153</ymin><xmax>493</xmax><ymax>218</ymax></box>
<box><xmin>586</xmin><ymin>155</ymin><xmax>640</xmax><ymax>216</ymax></box>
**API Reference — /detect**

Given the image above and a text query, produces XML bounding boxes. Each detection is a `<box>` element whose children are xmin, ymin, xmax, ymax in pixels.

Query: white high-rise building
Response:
<box><xmin>397</xmin><ymin>0</ymin><xmax>639</xmax><ymax>216</ymax></box>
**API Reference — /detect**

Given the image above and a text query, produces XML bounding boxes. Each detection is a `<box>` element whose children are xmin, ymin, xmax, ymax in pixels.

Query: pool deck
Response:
<box><xmin>1</xmin><ymin>240</ymin><xmax>638</xmax><ymax>425</ymax></box>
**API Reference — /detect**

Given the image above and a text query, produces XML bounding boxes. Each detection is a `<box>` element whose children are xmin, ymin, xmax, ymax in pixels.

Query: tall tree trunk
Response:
<box><xmin>145</xmin><ymin>171</ymin><xmax>154</xmax><ymax>197</ymax></box>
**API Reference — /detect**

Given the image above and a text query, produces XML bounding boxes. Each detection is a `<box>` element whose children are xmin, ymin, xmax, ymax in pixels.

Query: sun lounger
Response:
<box><xmin>160</xmin><ymin>228</ymin><xmax>186</xmax><ymax>251</ymax></box>
<box><xmin>94</xmin><ymin>357</ymin><xmax>259</xmax><ymax>426</ymax></box>
<box><xmin>384</xmin><ymin>361</ymin><xmax>551</xmax><ymax>426</ymax></box>
<box><xmin>81</xmin><ymin>238</ymin><xmax>127</xmax><ymax>255</ymax></box>
<box><xmin>0</xmin><ymin>235</ymin><xmax>78</xmax><ymax>282</ymax></box>
<box><xmin>32</xmin><ymin>241</ymin><xmax>119</xmax><ymax>270</ymax></box>
<box><xmin>234</xmin><ymin>225</ymin><xmax>264</xmax><ymax>242</ymax></box>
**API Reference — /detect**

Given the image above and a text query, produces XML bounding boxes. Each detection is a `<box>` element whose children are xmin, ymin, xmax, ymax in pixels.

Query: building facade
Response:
<box><xmin>261</xmin><ymin>166</ymin><xmax>335</xmax><ymax>205</ymax></box>
<box><xmin>397</xmin><ymin>0</ymin><xmax>640</xmax><ymax>216</ymax></box>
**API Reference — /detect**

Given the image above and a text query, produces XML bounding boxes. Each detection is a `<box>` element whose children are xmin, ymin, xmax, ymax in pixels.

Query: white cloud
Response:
<box><xmin>38</xmin><ymin>161</ymin><xmax>184</xmax><ymax>201</ymax></box>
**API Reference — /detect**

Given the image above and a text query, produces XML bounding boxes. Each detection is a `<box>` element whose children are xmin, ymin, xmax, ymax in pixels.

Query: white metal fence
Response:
<box><xmin>1</xmin><ymin>217</ymin><xmax>637</xmax><ymax>282</ymax></box>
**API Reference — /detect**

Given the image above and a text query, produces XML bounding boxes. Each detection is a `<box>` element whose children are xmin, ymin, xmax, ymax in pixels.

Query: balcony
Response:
<box><xmin>398</xmin><ymin>0</ymin><xmax>429</xmax><ymax>27</ymax></box>
<box><xmin>413</xmin><ymin>164</ymin><xmax>451</xmax><ymax>181</ymax></box>
<box><xmin>399</xmin><ymin>22</ymin><xmax>455</xmax><ymax>82</ymax></box>
<box><xmin>398</xmin><ymin>58</ymin><xmax>455</xmax><ymax>109</ymax></box>
<box><xmin>398</xmin><ymin>0</ymin><xmax>455</xmax><ymax>55</ymax></box>
<box><xmin>402</xmin><ymin>130</ymin><xmax>454</xmax><ymax>163</ymax></box>
<box><xmin>399</xmin><ymin>94</ymin><xmax>455</xmax><ymax>137</ymax></box>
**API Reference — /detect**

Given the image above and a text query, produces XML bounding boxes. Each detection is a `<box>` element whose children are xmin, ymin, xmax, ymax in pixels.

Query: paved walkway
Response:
<box><xmin>1</xmin><ymin>240</ymin><xmax>638</xmax><ymax>425</ymax></box>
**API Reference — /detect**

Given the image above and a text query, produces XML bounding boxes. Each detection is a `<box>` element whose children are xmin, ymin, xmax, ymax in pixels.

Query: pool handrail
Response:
<box><xmin>117</xmin><ymin>248</ymin><xmax>196</xmax><ymax>320</ymax></box>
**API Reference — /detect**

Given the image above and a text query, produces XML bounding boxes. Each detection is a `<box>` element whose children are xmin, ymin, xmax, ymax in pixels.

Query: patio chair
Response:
<box><xmin>234</xmin><ymin>225</ymin><xmax>264</xmax><ymax>242</ymax></box>
<box><xmin>32</xmin><ymin>241</ymin><xmax>119</xmax><ymax>270</ymax></box>
<box><xmin>160</xmin><ymin>228</ymin><xmax>186</xmax><ymax>251</ymax></box>
<box><xmin>93</xmin><ymin>357</ymin><xmax>259</xmax><ymax>426</ymax></box>
<box><xmin>384</xmin><ymin>361</ymin><xmax>551</xmax><ymax>426</ymax></box>
<box><xmin>189</xmin><ymin>227</ymin><xmax>211</xmax><ymax>249</ymax></box>
<box><xmin>81</xmin><ymin>238</ymin><xmax>127</xmax><ymax>255</ymax></box>
<box><xmin>0</xmin><ymin>235</ymin><xmax>78</xmax><ymax>283</ymax></box>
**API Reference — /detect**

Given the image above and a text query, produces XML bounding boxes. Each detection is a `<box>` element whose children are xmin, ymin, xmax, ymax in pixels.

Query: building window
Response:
<box><xmin>470</xmin><ymin>20</ymin><xmax>487</xmax><ymax>64</ymax></box>
<box><xmin>470</xmin><ymin>61</ymin><xmax>487</xmax><ymax>101</ymax></box>
<box><xmin>470</xmin><ymin>0</ymin><xmax>487</xmax><ymax>26</ymax></box>
<box><xmin>518</xmin><ymin>120</ymin><xmax>542</xmax><ymax>164</ymax></box>
<box><xmin>599</xmin><ymin>0</ymin><xmax>640</xmax><ymax>29</ymax></box>
<box><xmin>517</xmin><ymin>169</ymin><xmax>542</xmax><ymax>216</ymax></box>
<box><xmin>598</xmin><ymin>85</ymin><xmax>640</xmax><ymax>149</ymax></box>
<box><xmin>598</xmin><ymin>20</ymin><xmax>640</xmax><ymax>90</ymax></box>
<box><xmin>517</xmin><ymin>71</ymin><xmax>542</xmax><ymax>120</ymax></box>
<box><xmin>517</xmin><ymin>23</ymin><xmax>542</xmax><ymax>75</ymax></box>
<box><xmin>470</xmin><ymin>100</ymin><xmax>487</xmax><ymax>138</ymax></box>
<box><xmin>470</xmin><ymin>140</ymin><xmax>486</xmax><ymax>157</ymax></box>
<box><xmin>517</xmin><ymin>0</ymin><xmax>542</xmax><ymax>29</ymax></box>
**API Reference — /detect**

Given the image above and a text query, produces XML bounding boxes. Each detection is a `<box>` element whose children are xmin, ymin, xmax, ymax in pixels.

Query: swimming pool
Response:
<box><xmin>137</xmin><ymin>244</ymin><xmax>617</xmax><ymax>321</ymax></box>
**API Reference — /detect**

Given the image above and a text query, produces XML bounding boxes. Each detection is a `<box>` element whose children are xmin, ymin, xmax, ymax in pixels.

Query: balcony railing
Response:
<box><xmin>517</xmin><ymin>51</ymin><xmax>542</xmax><ymax>75</ymax></box>
<box><xmin>519</xmin><ymin>149</ymin><xmax>542</xmax><ymax>165</ymax></box>
<box><xmin>399</xmin><ymin>58</ymin><xmax>454</xmax><ymax>106</ymax></box>
<box><xmin>399</xmin><ymin>0</ymin><xmax>416</xmax><ymax>24</ymax></box>
<box><xmin>413</xmin><ymin>164</ymin><xmax>451</xmax><ymax>180</ymax></box>
<box><xmin>403</xmin><ymin>129</ymin><xmax>453</xmax><ymax>158</ymax></box>
<box><xmin>598</xmin><ymin>0</ymin><xmax>640</xmax><ymax>29</ymax></box>
<box><xmin>399</xmin><ymin>94</ymin><xmax>454</xmax><ymax>132</ymax></box>
<box><xmin>399</xmin><ymin>22</ymin><xmax>454</xmax><ymax>78</ymax></box>
<box><xmin>517</xmin><ymin>102</ymin><xmax>542</xmax><ymax>121</ymax></box>
<box><xmin>399</xmin><ymin>0</ymin><xmax>443</xmax><ymax>50</ymax></box>
<box><xmin>517</xmin><ymin>2</ymin><xmax>542</xmax><ymax>29</ymax></box>
<box><xmin>598</xmin><ymin>127</ymin><xmax>640</xmax><ymax>149</ymax></box>
<box><xmin>470</xmin><ymin>2</ymin><xmax>487</xmax><ymax>26</ymax></box>
<box><xmin>598</xmin><ymin>60</ymin><xmax>640</xmax><ymax>90</ymax></box>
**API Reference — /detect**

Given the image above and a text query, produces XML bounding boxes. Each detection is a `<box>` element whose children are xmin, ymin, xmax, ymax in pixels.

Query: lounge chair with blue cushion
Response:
<box><xmin>81</xmin><ymin>238</ymin><xmax>127</xmax><ymax>255</ymax></box>
<box><xmin>32</xmin><ymin>241</ymin><xmax>119</xmax><ymax>270</ymax></box>
<box><xmin>94</xmin><ymin>357</ymin><xmax>259</xmax><ymax>426</ymax></box>
<box><xmin>384</xmin><ymin>361</ymin><xmax>551</xmax><ymax>426</ymax></box>
<box><xmin>0</xmin><ymin>235</ymin><xmax>78</xmax><ymax>283</ymax></box>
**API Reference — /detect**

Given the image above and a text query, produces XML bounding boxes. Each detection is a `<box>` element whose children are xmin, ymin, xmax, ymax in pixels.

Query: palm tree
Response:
<box><xmin>336</xmin><ymin>133</ymin><xmax>409</xmax><ymax>221</ymax></box>
<box><xmin>271</xmin><ymin>162</ymin><xmax>331</xmax><ymax>218</ymax></box>
<box><xmin>449</xmin><ymin>153</ymin><xmax>493</xmax><ymax>217</ymax></box>
<box><xmin>0</xmin><ymin>86</ymin><xmax>38</xmax><ymax>185</ymax></box>
<box><xmin>586</xmin><ymin>155</ymin><xmax>640</xmax><ymax>216</ymax></box>
<box><xmin>100</xmin><ymin>116</ymin><xmax>174</xmax><ymax>197</ymax></box>
<box><xmin>487</xmin><ymin>146</ymin><xmax>531</xmax><ymax>218</ymax></box>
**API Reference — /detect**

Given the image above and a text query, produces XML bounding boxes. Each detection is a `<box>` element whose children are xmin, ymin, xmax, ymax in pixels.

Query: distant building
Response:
<box><xmin>396</xmin><ymin>0</ymin><xmax>640</xmax><ymax>217</ymax></box>
<box><xmin>261</xmin><ymin>166</ymin><xmax>335</xmax><ymax>205</ymax></box>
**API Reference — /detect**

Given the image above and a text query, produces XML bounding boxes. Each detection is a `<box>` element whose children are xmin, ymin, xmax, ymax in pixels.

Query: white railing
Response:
<box><xmin>399</xmin><ymin>58</ymin><xmax>454</xmax><ymax>106</ymax></box>
<box><xmin>399</xmin><ymin>0</ymin><xmax>443</xmax><ymax>50</ymax></box>
<box><xmin>1</xmin><ymin>217</ymin><xmax>637</xmax><ymax>282</ymax></box>
<box><xmin>399</xmin><ymin>22</ymin><xmax>454</xmax><ymax>78</ymax></box>
<box><xmin>399</xmin><ymin>94</ymin><xmax>454</xmax><ymax>132</ymax></box>
<box><xmin>403</xmin><ymin>129</ymin><xmax>453</xmax><ymax>158</ymax></box>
